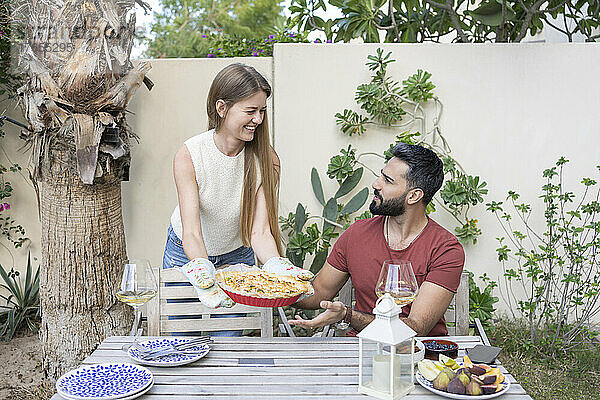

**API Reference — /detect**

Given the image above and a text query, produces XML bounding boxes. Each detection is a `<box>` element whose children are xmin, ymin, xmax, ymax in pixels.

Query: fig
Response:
<box><xmin>471</xmin><ymin>376</ymin><xmax>484</xmax><ymax>385</ymax></box>
<box><xmin>447</xmin><ymin>377</ymin><xmax>466</xmax><ymax>395</ymax></box>
<box><xmin>457</xmin><ymin>372</ymin><xmax>470</xmax><ymax>387</ymax></box>
<box><xmin>481</xmin><ymin>384</ymin><xmax>498</xmax><ymax>395</ymax></box>
<box><xmin>442</xmin><ymin>367</ymin><xmax>456</xmax><ymax>380</ymax></box>
<box><xmin>469</xmin><ymin>365</ymin><xmax>486</xmax><ymax>376</ymax></box>
<box><xmin>456</xmin><ymin>367</ymin><xmax>472</xmax><ymax>378</ymax></box>
<box><xmin>480</xmin><ymin>367</ymin><xmax>505</xmax><ymax>385</ymax></box>
<box><xmin>433</xmin><ymin>370</ymin><xmax>450</xmax><ymax>391</ymax></box>
<box><xmin>480</xmin><ymin>374</ymin><xmax>496</xmax><ymax>385</ymax></box>
<box><xmin>466</xmin><ymin>381</ymin><xmax>483</xmax><ymax>396</ymax></box>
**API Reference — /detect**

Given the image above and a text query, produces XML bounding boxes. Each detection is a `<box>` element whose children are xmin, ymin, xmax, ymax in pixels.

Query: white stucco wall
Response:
<box><xmin>2</xmin><ymin>44</ymin><xmax>599</xmax><ymax>317</ymax></box>
<box><xmin>273</xmin><ymin>43</ymin><xmax>600</xmax><ymax>314</ymax></box>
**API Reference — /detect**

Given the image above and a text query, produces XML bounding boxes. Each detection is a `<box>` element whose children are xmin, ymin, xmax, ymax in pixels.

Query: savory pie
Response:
<box><xmin>216</xmin><ymin>269</ymin><xmax>313</xmax><ymax>299</ymax></box>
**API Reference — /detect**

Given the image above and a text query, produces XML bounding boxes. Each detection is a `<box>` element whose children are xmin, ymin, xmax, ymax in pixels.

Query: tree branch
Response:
<box><xmin>515</xmin><ymin>0</ymin><xmax>548</xmax><ymax>42</ymax></box>
<box><xmin>423</xmin><ymin>0</ymin><xmax>469</xmax><ymax>42</ymax></box>
<box><xmin>389</xmin><ymin>0</ymin><xmax>400</xmax><ymax>42</ymax></box>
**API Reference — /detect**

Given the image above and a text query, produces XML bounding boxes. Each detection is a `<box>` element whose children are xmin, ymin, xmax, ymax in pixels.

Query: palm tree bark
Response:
<box><xmin>39</xmin><ymin>156</ymin><xmax>132</xmax><ymax>378</ymax></box>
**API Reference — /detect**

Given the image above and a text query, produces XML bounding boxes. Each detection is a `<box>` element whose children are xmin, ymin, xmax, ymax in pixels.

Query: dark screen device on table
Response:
<box><xmin>466</xmin><ymin>344</ymin><xmax>503</xmax><ymax>364</ymax></box>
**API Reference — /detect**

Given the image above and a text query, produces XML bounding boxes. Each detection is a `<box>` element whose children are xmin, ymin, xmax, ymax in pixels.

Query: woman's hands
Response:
<box><xmin>178</xmin><ymin>258</ymin><xmax>235</xmax><ymax>308</ymax></box>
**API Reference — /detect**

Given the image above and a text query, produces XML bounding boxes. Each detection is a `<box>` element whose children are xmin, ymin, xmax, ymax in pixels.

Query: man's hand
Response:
<box><xmin>288</xmin><ymin>300</ymin><xmax>346</xmax><ymax>329</ymax></box>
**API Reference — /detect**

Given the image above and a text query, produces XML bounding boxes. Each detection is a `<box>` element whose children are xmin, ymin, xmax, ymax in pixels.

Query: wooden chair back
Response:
<box><xmin>146</xmin><ymin>267</ymin><xmax>273</xmax><ymax>337</ymax></box>
<box><xmin>444</xmin><ymin>271</ymin><xmax>470</xmax><ymax>335</ymax></box>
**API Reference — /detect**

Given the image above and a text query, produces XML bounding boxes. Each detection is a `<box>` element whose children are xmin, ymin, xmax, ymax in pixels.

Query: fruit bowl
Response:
<box><xmin>417</xmin><ymin>356</ymin><xmax>509</xmax><ymax>398</ymax></box>
<box><xmin>422</xmin><ymin>339</ymin><xmax>459</xmax><ymax>360</ymax></box>
<box><xmin>416</xmin><ymin>367</ymin><xmax>510</xmax><ymax>399</ymax></box>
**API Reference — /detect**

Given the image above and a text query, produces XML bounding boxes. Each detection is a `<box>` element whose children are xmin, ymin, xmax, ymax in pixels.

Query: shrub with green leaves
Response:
<box><xmin>335</xmin><ymin>49</ymin><xmax>487</xmax><ymax>244</ymax></box>
<box><xmin>467</xmin><ymin>271</ymin><xmax>498</xmax><ymax>328</ymax></box>
<box><xmin>487</xmin><ymin>157</ymin><xmax>600</xmax><ymax>355</ymax></box>
<box><xmin>0</xmin><ymin>253</ymin><xmax>40</xmax><ymax>340</ymax></box>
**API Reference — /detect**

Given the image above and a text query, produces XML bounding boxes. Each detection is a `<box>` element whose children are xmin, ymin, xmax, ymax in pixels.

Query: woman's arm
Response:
<box><xmin>174</xmin><ymin>146</ymin><xmax>209</xmax><ymax>260</ymax></box>
<box><xmin>250</xmin><ymin>147</ymin><xmax>281</xmax><ymax>264</ymax></box>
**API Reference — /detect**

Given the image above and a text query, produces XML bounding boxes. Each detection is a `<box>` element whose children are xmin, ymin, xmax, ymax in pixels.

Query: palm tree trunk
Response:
<box><xmin>38</xmin><ymin>152</ymin><xmax>132</xmax><ymax>378</ymax></box>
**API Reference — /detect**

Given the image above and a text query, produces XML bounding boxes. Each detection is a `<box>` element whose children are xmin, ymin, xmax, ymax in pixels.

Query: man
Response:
<box><xmin>289</xmin><ymin>143</ymin><xmax>465</xmax><ymax>336</ymax></box>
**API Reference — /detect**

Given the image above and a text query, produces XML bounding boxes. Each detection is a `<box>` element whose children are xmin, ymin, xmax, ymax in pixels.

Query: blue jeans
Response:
<box><xmin>162</xmin><ymin>224</ymin><xmax>255</xmax><ymax>336</ymax></box>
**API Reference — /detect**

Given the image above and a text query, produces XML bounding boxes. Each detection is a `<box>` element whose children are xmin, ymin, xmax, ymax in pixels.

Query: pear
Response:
<box><xmin>433</xmin><ymin>371</ymin><xmax>450</xmax><ymax>391</ymax></box>
<box><xmin>466</xmin><ymin>381</ymin><xmax>483</xmax><ymax>395</ymax></box>
<box><xmin>418</xmin><ymin>360</ymin><xmax>441</xmax><ymax>381</ymax></box>
<box><xmin>447</xmin><ymin>377</ymin><xmax>466</xmax><ymax>395</ymax></box>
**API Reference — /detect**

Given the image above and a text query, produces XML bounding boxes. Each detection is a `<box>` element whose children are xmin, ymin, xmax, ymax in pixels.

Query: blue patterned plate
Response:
<box><xmin>128</xmin><ymin>338</ymin><xmax>210</xmax><ymax>367</ymax></box>
<box><xmin>56</xmin><ymin>363</ymin><xmax>153</xmax><ymax>400</ymax></box>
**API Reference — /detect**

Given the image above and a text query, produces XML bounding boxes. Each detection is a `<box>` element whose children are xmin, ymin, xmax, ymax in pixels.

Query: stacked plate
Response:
<box><xmin>128</xmin><ymin>337</ymin><xmax>210</xmax><ymax>367</ymax></box>
<box><xmin>56</xmin><ymin>363</ymin><xmax>153</xmax><ymax>400</ymax></box>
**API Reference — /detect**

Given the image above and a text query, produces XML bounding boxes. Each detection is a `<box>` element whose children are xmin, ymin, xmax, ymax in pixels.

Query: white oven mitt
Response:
<box><xmin>262</xmin><ymin>257</ymin><xmax>315</xmax><ymax>281</ymax></box>
<box><xmin>177</xmin><ymin>258</ymin><xmax>235</xmax><ymax>308</ymax></box>
<box><xmin>262</xmin><ymin>257</ymin><xmax>315</xmax><ymax>301</ymax></box>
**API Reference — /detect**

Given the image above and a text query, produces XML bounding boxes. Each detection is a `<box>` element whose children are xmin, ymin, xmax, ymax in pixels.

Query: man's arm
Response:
<box><xmin>294</xmin><ymin>263</ymin><xmax>348</xmax><ymax>309</ymax></box>
<box><xmin>401</xmin><ymin>281</ymin><xmax>454</xmax><ymax>336</ymax></box>
<box><xmin>289</xmin><ymin>262</ymin><xmax>377</xmax><ymax>330</ymax></box>
<box><xmin>288</xmin><ymin>263</ymin><xmax>351</xmax><ymax>328</ymax></box>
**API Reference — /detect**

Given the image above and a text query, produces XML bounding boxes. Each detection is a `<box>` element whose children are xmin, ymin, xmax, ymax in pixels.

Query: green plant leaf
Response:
<box><xmin>323</xmin><ymin>198</ymin><xmax>339</xmax><ymax>230</ymax></box>
<box><xmin>294</xmin><ymin>203</ymin><xmax>307</xmax><ymax>234</ymax></box>
<box><xmin>341</xmin><ymin>187</ymin><xmax>369</xmax><ymax>214</ymax></box>
<box><xmin>335</xmin><ymin>167</ymin><xmax>364</xmax><ymax>199</ymax></box>
<box><xmin>311</xmin><ymin>168</ymin><xmax>325</xmax><ymax>206</ymax></box>
<box><xmin>466</xmin><ymin>0</ymin><xmax>516</xmax><ymax>27</ymax></box>
<box><xmin>310</xmin><ymin>249</ymin><xmax>328</xmax><ymax>274</ymax></box>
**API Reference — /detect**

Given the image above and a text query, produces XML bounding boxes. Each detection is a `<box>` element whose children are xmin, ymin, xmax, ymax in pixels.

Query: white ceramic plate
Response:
<box><xmin>56</xmin><ymin>363</ymin><xmax>153</xmax><ymax>400</ymax></box>
<box><xmin>128</xmin><ymin>338</ymin><xmax>210</xmax><ymax>367</ymax></box>
<box><xmin>415</xmin><ymin>367</ymin><xmax>510</xmax><ymax>399</ymax></box>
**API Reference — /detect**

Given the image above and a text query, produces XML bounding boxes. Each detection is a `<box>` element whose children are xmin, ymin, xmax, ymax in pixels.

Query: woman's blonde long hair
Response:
<box><xmin>206</xmin><ymin>63</ymin><xmax>282</xmax><ymax>256</ymax></box>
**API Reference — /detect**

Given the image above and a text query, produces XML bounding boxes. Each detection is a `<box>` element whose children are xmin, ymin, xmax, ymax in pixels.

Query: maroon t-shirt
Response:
<box><xmin>327</xmin><ymin>215</ymin><xmax>465</xmax><ymax>336</ymax></box>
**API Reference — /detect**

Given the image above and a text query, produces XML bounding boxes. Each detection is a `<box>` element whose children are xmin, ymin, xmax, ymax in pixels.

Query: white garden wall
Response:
<box><xmin>2</xmin><ymin>44</ymin><xmax>599</xmax><ymax>316</ymax></box>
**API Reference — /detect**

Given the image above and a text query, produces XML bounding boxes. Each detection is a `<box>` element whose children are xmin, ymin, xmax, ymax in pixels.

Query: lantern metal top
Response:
<box><xmin>357</xmin><ymin>293</ymin><xmax>417</xmax><ymax>345</ymax></box>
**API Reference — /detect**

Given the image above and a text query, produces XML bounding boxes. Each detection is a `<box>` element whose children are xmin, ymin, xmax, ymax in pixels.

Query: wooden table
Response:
<box><xmin>51</xmin><ymin>335</ymin><xmax>532</xmax><ymax>399</ymax></box>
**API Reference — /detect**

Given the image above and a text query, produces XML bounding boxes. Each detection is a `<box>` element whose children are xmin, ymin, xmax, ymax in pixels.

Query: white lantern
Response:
<box><xmin>357</xmin><ymin>293</ymin><xmax>416</xmax><ymax>399</ymax></box>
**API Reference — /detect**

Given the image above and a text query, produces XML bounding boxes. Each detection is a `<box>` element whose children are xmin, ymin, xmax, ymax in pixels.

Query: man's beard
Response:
<box><xmin>369</xmin><ymin>189</ymin><xmax>407</xmax><ymax>216</ymax></box>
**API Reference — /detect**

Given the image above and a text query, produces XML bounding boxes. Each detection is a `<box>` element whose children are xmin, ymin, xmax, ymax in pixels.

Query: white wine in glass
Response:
<box><xmin>116</xmin><ymin>259</ymin><xmax>157</xmax><ymax>338</ymax></box>
<box><xmin>375</xmin><ymin>260</ymin><xmax>418</xmax><ymax>306</ymax></box>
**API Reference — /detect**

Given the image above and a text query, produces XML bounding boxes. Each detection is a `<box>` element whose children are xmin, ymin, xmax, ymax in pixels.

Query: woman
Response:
<box><xmin>162</xmin><ymin>63</ymin><xmax>283</xmax><ymax>334</ymax></box>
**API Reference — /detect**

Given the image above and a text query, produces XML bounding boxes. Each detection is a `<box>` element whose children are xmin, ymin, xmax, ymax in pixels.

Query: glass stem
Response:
<box><xmin>130</xmin><ymin>305</ymin><xmax>140</xmax><ymax>338</ymax></box>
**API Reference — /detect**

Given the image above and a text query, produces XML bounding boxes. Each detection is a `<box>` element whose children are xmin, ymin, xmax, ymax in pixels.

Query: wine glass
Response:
<box><xmin>375</xmin><ymin>260</ymin><xmax>418</xmax><ymax>306</ymax></box>
<box><xmin>116</xmin><ymin>259</ymin><xmax>157</xmax><ymax>348</ymax></box>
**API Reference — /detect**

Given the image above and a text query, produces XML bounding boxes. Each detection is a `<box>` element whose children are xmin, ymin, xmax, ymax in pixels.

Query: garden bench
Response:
<box><xmin>146</xmin><ymin>267</ymin><xmax>273</xmax><ymax>337</ymax></box>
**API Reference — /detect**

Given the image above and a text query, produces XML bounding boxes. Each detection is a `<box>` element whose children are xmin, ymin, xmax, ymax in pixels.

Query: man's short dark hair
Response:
<box><xmin>390</xmin><ymin>143</ymin><xmax>444</xmax><ymax>205</ymax></box>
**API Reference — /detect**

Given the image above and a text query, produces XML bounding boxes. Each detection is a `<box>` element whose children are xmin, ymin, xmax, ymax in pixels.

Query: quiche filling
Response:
<box><xmin>216</xmin><ymin>270</ymin><xmax>312</xmax><ymax>299</ymax></box>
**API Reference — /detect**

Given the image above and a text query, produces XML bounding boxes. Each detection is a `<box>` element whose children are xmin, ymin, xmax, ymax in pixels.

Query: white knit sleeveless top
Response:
<box><xmin>170</xmin><ymin>130</ymin><xmax>261</xmax><ymax>256</ymax></box>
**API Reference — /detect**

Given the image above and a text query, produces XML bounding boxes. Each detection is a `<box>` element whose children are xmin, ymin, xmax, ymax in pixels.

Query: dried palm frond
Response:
<box><xmin>15</xmin><ymin>0</ymin><xmax>152</xmax><ymax>184</ymax></box>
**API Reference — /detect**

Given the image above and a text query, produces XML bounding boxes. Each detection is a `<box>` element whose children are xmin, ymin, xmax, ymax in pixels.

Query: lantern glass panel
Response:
<box><xmin>359</xmin><ymin>338</ymin><xmax>415</xmax><ymax>398</ymax></box>
<box><xmin>360</xmin><ymin>338</ymin><xmax>380</xmax><ymax>389</ymax></box>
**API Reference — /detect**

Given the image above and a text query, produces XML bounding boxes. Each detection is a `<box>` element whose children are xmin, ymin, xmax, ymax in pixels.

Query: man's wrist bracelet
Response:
<box><xmin>343</xmin><ymin>305</ymin><xmax>352</xmax><ymax>325</ymax></box>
